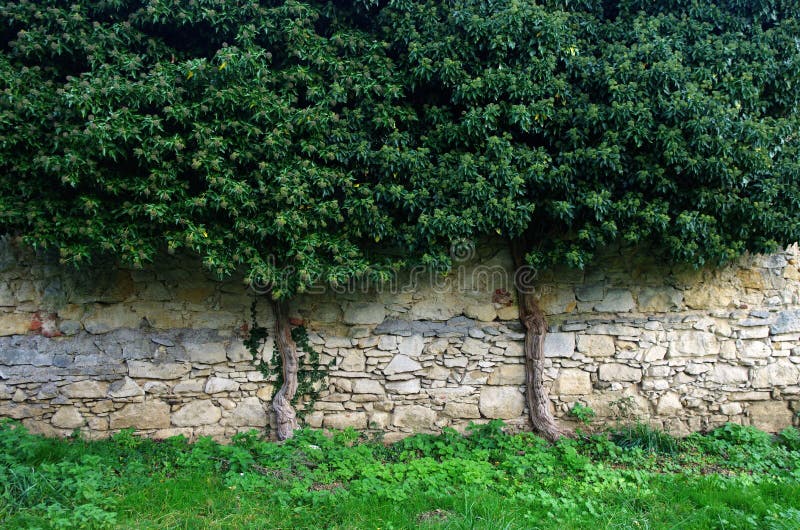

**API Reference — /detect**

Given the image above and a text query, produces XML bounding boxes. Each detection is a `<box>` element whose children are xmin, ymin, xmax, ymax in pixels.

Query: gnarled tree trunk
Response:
<box><xmin>271</xmin><ymin>299</ymin><xmax>299</xmax><ymax>440</ymax></box>
<box><xmin>511</xmin><ymin>239</ymin><xmax>567</xmax><ymax>442</ymax></box>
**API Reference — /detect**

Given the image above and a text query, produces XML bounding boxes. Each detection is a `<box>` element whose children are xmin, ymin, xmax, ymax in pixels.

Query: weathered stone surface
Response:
<box><xmin>487</xmin><ymin>364</ymin><xmax>526</xmax><ymax>385</ymax></box>
<box><xmin>544</xmin><ymin>332</ymin><xmax>576</xmax><ymax>357</ymax></box>
<box><xmin>539</xmin><ymin>288</ymin><xmax>577</xmax><ymax>315</ymax></box>
<box><xmin>172</xmin><ymin>379</ymin><xmax>205</xmax><ymax>393</ymax></box>
<box><xmin>393</xmin><ymin>405</ymin><xmax>437</xmax><ymax>430</ymax></box>
<box><xmin>398</xmin><ymin>335</ymin><xmax>424</xmax><ymax>357</ymax></box>
<box><xmin>324</xmin><ymin>411</ymin><xmax>368</xmax><ymax>430</ymax></box>
<box><xmin>108</xmin><ymin>377</ymin><xmax>144</xmax><ymax>398</ymax></box>
<box><xmin>227</xmin><ymin>397</ymin><xmax>267</xmax><ymax>427</ymax></box>
<box><xmin>638</xmin><ymin>287</ymin><xmax>683</xmax><ymax>312</ymax></box>
<box><xmin>185</xmin><ymin>342</ymin><xmax>227</xmax><ymax>364</ymax></box>
<box><xmin>204</xmin><ymin>376</ymin><xmax>240</xmax><ymax>394</ymax></box>
<box><xmin>442</xmin><ymin>402</ymin><xmax>481</xmax><ymax>419</ymax></box>
<box><xmin>110</xmin><ymin>400</ymin><xmax>171</xmax><ymax>429</ymax></box>
<box><xmin>748</xmin><ymin>401</ymin><xmax>794</xmax><ymax>432</ymax></box>
<box><xmin>384</xmin><ymin>355</ymin><xmax>422</xmax><ymax>375</ymax></box>
<box><xmin>385</xmin><ymin>379</ymin><xmax>421</xmax><ymax>394</ymax></box>
<box><xmin>656</xmin><ymin>392</ymin><xmax>683</xmax><ymax>415</ymax></box>
<box><xmin>84</xmin><ymin>305</ymin><xmax>141</xmax><ymax>334</ymax></box>
<box><xmin>343</xmin><ymin>303</ymin><xmax>386</xmax><ymax>325</ymax></box>
<box><xmin>741</xmin><ymin>341</ymin><xmax>771</xmax><ymax>358</ymax></box>
<box><xmin>594</xmin><ymin>289</ymin><xmax>635</xmax><ymax>313</ymax></box>
<box><xmin>64</xmin><ymin>380</ymin><xmax>109</xmax><ymax>399</ymax></box>
<box><xmin>771</xmin><ymin>310</ymin><xmax>800</xmax><ymax>335</ymax></box>
<box><xmin>377</xmin><ymin>335</ymin><xmax>398</xmax><ymax>351</ymax></box>
<box><xmin>576</xmin><ymin>335</ymin><xmax>615</xmax><ymax>357</ymax></box>
<box><xmin>461</xmin><ymin>337</ymin><xmax>488</xmax><ymax>355</ymax></box>
<box><xmin>712</xmin><ymin>364</ymin><xmax>749</xmax><ymax>384</ymax></box>
<box><xmin>352</xmin><ymin>379</ymin><xmax>384</xmax><ymax>394</ymax></box>
<box><xmin>669</xmin><ymin>331</ymin><xmax>719</xmax><ymax>357</ymax></box>
<box><xmin>339</xmin><ymin>349</ymin><xmax>366</xmax><ymax>372</ymax></box>
<box><xmin>598</xmin><ymin>364</ymin><xmax>642</xmax><ymax>382</ymax></box>
<box><xmin>752</xmin><ymin>360</ymin><xmax>800</xmax><ymax>387</ymax></box>
<box><xmin>127</xmin><ymin>361</ymin><xmax>190</xmax><ymax>380</ymax></box>
<box><xmin>464</xmin><ymin>304</ymin><xmax>497</xmax><ymax>322</ymax></box>
<box><xmin>51</xmin><ymin>406</ymin><xmax>85</xmax><ymax>429</ymax></box>
<box><xmin>172</xmin><ymin>400</ymin><xmax>221</xmax><ymax>427</ymax></box>
<box><xmin>684</xmin><ymin>282</ymin><xmax>737</xmax><ymax>309</ymax></box>
<box><xmin>0</xmin><ymin>313</ymin><xmax>30</xmax><ymax>336</ymax></box>
<box><xmin>575</xmin><ymin>284</ymin><xmax>604</xmax><ymax>302</ymax></box>
<box><xmin>554</xmin><ymin>369</ymin><xmax>592</xmax><ymax>395</ymax></box>
<box><xmin>479</xmin><ymin>386</ymin><xmax>525</xmax><ymax>419</ymax></box>
<box><xmin>226</xmin><ymin>340</ymin><xmax>252</xmax><ymax>362</ymax></box>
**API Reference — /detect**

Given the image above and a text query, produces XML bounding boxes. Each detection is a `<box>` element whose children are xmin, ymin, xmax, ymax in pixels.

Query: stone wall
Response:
<box><xmin>1</xmin><ymin>236</ymin><xmax>799</xmax><ymax>441</ymax></box>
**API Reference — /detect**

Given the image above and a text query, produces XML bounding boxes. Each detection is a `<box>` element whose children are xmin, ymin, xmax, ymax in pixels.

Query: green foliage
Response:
<box><xmin>2</xmin><ymin>0</ymin><xmax>799</xmax><ymax>288</ymax></box>
<box><xmin>568</xmin><ymin>402</ymin><xmax>596</xmax><ymax>425</ymax></box>
<box><xmin>610</xmin><ymin>422</ymin><xmax>680</xmax><ymax>454</ymax></box>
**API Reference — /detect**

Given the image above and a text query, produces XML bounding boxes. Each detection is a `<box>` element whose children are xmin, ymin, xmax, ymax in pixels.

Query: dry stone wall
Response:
<box><xmin>1</xmin><ymin>236</ymin><xmax>799</xmax><ymax>441</ymax></box>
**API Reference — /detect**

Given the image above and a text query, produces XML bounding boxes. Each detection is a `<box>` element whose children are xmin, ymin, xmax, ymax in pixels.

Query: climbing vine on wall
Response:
<box><xmin>243</xmin><ymin>299</ymin><xmax>328</xmax><ymax>420</ymax></box>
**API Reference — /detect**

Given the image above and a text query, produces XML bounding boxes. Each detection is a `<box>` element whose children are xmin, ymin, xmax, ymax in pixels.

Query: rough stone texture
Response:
<box><xmin>479</xmin><ymin>386</ymin><xmax>525</xmax><ymax>419</ymax></box>
<box><xmin>1</xmin><ymin>240</ymin><xmax>800</xmax><ymax>440</ymax></box>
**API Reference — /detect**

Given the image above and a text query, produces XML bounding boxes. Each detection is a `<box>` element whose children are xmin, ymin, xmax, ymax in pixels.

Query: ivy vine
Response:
<box><xmin>243</xmin><ymin>298</ymin><xmax>329</xmax><ymax>420</ymax></box>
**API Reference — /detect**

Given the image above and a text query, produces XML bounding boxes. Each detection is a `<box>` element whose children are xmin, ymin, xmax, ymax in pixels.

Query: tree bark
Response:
<box><xmin>511</xmin><ymin>239</ymin><xmax>567</xmax><ymax>442</ymax></box>
<box><xmin>271</xmin><ymin>299</ymin><xmax>299</xmax><ymax>440</ymax></box>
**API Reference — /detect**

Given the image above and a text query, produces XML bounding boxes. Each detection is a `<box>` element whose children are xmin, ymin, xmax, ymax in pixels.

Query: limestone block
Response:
<box><xmin>748</xmin><ymin>401</ymin><xmax>794</xmax><ymax>432</ymax></box>
<box><xmin>598</xmin><ymin>364</ymin><xmax>641</xmax><ymax>382</ymax></box>
<box><xmin>127</xmin><ymin>360</ymin><xmax>190</xmax><ymax>380</ymax></box>
<box><xmin>771</xmin><ymin>310</ymin><xmax>800</xmax><ymax>335</ymax></box>
<box><xmin>487</xmin><ymin>364</ymin><xmax>526</xmax><ymax>385</ymax></box>
<box><xmin>339</xmin><ymin>349</ymin><xmax>366</xmax><ymax>372</ymax></box>
<box><xmin>64</xmin><ymin>380</ymin><xmax>109</xmax><ymax>399</ymax></box>
<box><xmin>398</xmin><ymin>335</ymin><xmax>425</xmax><ymax>357</ymax></box>
<box><xmin>0</xmin><ymin>313</ymin><xmax>30</xmax><ymax>336</ymax></box>
<box><xmin>554</xmin><ymin>369</ymin><xmax>592</xmax><ymax>395</ymax></box>
<box><xmin>637</xmin><ymin>287</ymin><xmax>683</xmax><ymax>312</ymax></box>
<box><xmin>385</xmin><ymin>379</ymin><xmax>421</xmax><ymax>394</ymax></box>
<box><xmin>739</xmin><ymin>327</ymin><xmax>770</xmax><ymax>339</ymax></box>
<box><xmin>172</xmin><ymin>378</ymin><xmax>205</xmax><ymax>393</ymax></box>
<box><xmin>0</xmin><ymin>403</ymin><xmax>40</xmax><ymax>419</ymax></box>
<box><xmin>378</xmin><ymin>336</ymin><xmax>398</xmax><ymax>351</ymax></box>
<box><xmin>255</xmin><ymin>385</ymin><xmax>275</xmax><ymax>401</ymax></box>
<box><xmin>544</xmin><ymin>332</ymin><xmax>576</xmax><ymax>357</ymax></box>
<box><xmin>392</xmin><ymin>405</ymin><xmax>437</xmax><ymax>430</ymax></box>
<box><xmin>655</xmin><ymin>392</ymin><xmax>683</xmax><ymax>415</ymax></box>
<box><xmin>172</xmin><ymin>400</ymin><xmax>222</xmax><ymax>427</ymax></box>
<box><xmin>108</xmin><ymin>377</ymin><xmax>144</xmax><ymax>398</ymax></box>
<box><xmin>384</xmin><ymin>355</ymin><xmax>422</xmax><ymax>375</ymax></box>
<box><xmin>576</xmin><ymin>335</ymin><xmax>615</xmax><ymax>357</ymax></box>
<box><xmin>110</xmin><ymin>400</ymin><xmax>171</xmax><ymax>429</ymax></box>
<box><xmin>83</xmin><ymin>305</ymin><xmax>140</xmax><ymax>334</ymax></box>
<box><xmin>575</xmin><ymin>284</ymin><xmax>604</xmax><ymax>302</ymax></box>
<box><xmin>464</xmin><ymin>304</ymin><xmax>497</xmax><ymax>322</ymax></box>
<box><xmin>741</xmin><ymin>341</ymin><xmax>771</xmax><ymax>358</ymax></box>
<box><xmin>461</xmin><ymin>338</ymin><xmax>488</xmax><ymax>356</ymax></box>
<box><xmin>368</xmin><ymin>411</ymin><xmax>391</xmax><ymax>429</ymax></box>
<box><xmin>226</xmin><ymin>340</ymin><xmax>252</xmax><ymax>362</ymax></box>
<box><xmin>479</xmin><ymin>386</ymin><xmax>525</xmax><ymax>419</ymax></box>
<box><xmin>668</xmin><ymin>331</ymin><xmax>720</xmax><ymax>357</ymax></box>
<box><xmin>496</xmin><ymin>305</ymin><xmax>519</xmax><ymax>321</ymax></box>
<box><xmin>227</xmin><ymin>397</ymin><xmax>267</xmax><ymax>427</ymax></box>
<box><xmin>352</xmin><ymin>379</ymin><xmax>384</xmax><ymax>394</ymax></box>
<box><xmin>539</xmin><ymin>288</ymin><xmax>577</xmax><ymax>315</ymax></box>
<box><xmin>684</xmin><ymin>283</ymin><xmax>736</xmax><ymax>309</ymax></box>
<box><xmin>752</xmin><ymin>360</ymin><xmax>800</xmax><ymax>387</ymax></box>
<box><xmin>185</xmin><ymin>342</ymin><xmax>227</xmax><ymax>364</ymax></box>
<box><xmin>712</xmin><ymin>364</ymin><xmax>749</xmax><ymax>384</ymax></box>
<box><xmin>442</xmin><ymin>402</ymin><xmax>481</xmax><ymax>419</ymax></box>
<box><xmin>205</xmin><ymin>376</ymin><xmax>240</xmax><ymax>394</ymax></box>
<box><xmin>324</xmin><ymin>411</ymin><xmax>368</xmax><ymax>430</ymax></box>
<box><xmin>594</xmin><ymin>289</ymin><xmax>635</xmax><ymax>313</ymax></box>
<box><xmin>343</xmin><ymin>303</ymin><xmax>386</xmax><ymax>325</ymax></box>
<box><xmin>51</xmin><ymin>406</ymin><xmax>85</xmax><ymax>429</ymax></box>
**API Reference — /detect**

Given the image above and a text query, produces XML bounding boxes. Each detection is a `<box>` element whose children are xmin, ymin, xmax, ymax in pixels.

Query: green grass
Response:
<box><xmin>1</xmin><ymin>419</ymin><xmax>800</xmax><ymax>529</ymax></box>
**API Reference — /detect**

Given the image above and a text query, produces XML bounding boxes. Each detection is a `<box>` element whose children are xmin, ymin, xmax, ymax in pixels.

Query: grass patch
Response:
<box><xmin>1</xmin><ymin>419</ymin><xmax>799</xmax><ymax>529</ymax></box>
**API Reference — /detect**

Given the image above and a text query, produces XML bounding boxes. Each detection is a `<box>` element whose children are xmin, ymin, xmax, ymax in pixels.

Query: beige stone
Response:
<box><xmin>110</xmin><ymin>400</ymin><xmax>171</xmax><ymax>429</ymax></box>
<box><xmin>385</xmin><ymin>379</ymin><xmax>421</xmax><ymax>394</ymax></box>
<box><xmin>384</xmin><ymin>354</ymin><xmax>422</xmax><ymax>375</ymax></box>
<box><xmin>656</xmin><ymin>392</ymin><xmax>683</xmax><ymax>415</ymax></box>
<box><xmin>544</xmin><ymin>332</ymin><xmax>576</xmax><ymax>357</ymax></box>
<box><xmin>713</xmin><ymin>364</ymin><xmax>749</xmax><ymax>384</ymax></box>
<box><xmin>256</xmin><ymin>384</ymin><xmax>275</xmax><ymax>401</ymax></box>
<box><xmin>487</xmin><ymin>364</ymin><xmax>526</xmax><ymax>386</ymax></box>
<box><xmin>554</xmin><ymin>369</ymin><xmax>592</xmax><ymax>395</ymax></box>
<box><xmin>669</xmin><ymin>331</ymin><xmax>720</xmax><ymax>358</ymax></box>
<box><xmin>108</xmin><ymin>377</ymin><xmax>144</xmax><ymax>398</ymax></box>
<box><xmin>51</xmin><ymin>406</ymin><xmax>85</xmax><ymax>429</ymax></box>
<box><xmin>748</xmin><ymin>401</ymin><xmax>794</xmax><ymax>432</ymax></box>
<box><xmin>185</xmin><ymin>342</ymin><xmax>227</xmax><ymax>364</ymax></box>
<box><xmin>226</xmin><ymin>397</ymin><xmax>267</xmax><ymax>427</ymax></box>
<box><xmin>684</xmin><ymin>283</ymin><xmax>736</xmax><ymax>309</ymax></box>
<box><xmin>339</xmin><ymin>349</ymin><xmax>366</xmax><ymax>372</ymax></box>
<box><xmin>172</xmin><ymin>400</ymin><xmax>221</xmax><ymax>427</ymax></box>
<box><xmin>343</xmin><ymin>303</ymin><xmax>385</xmax><ymax>325</ymax></box>
<box><xmin>737</xmin><ymin>269</ymin><xmax>765</xmax><ymax>290</ymax></box>
<box><xmin>352</xmin><ymin>379</ymin><xmax>384</xmax><ymax>394</ymax></box>
<box><xmin>127</xmin><ymin>360</ymin><xmax>191</xmax><ymax>380</ymax></box>
<box><xmin>323</xmin><ymin>411</ymin><xmax>368</xmax><ymax>430</ymax></box>
<box><xmin>464</xmin><ymin>304</ymin><xmax>497</xmax><ymax>322</ymax></box>
<box><xmin>598</xmin><ymin>364</ymin><xmax>641</xmax><ymax>382</ymax></box>
<box><xmin>576</xmin><ymin>335</ymin><xmax>615</xmax><ymax>357</ymax></box>
<box><xmin>752</xmin><ymin>360</ymin><xmax>800</xmax><ymax>387</ymax></box>
<box><xmin>392</xmin><ymin>405</ymin><xmax>437</xmax><ymax>430</ymax></box>
<box><xmin>64</xmin><ymin>380</ymin><xmax>109</xmax><ymax>399</ymax></box>
<box><xmin>368</xmin><ymin>411</ymin><xmax>391</xmax><ymax>429</ymax></box>
<box><xmin>204</xmin><ymin>376</ymin><xmax>240</xmax><ymax>394</ymax></box>
<box><xmin>496</xmin><ymin>305</ymin><xmax>519</xmax><ymax>321</ymax></box>
<box><xmin>539</xmin><ymin>288</ymin><xmax>577</xmax><ymax>315</ymax></box>
<box><xmin>0</xmin><ymin>312</ymin><xmax>30</xmax><ymax>336</ymax></box>
<box><xmin>479</xmin><ymin>386</ymin><xmax>525</xmax><ymax>419</ymax></box>
<box><xmin>398</xmin><ymin>335</ymin><xmax>425</xmax><ymax>357</ymax></box>
<box><xmin>84</xmin><ymin>305</ymin><xmax>141</xmax><ymax>334</ymax></box>
<box><xmin>442</xmin><ymin>402</ymin><xmax>481</xmax><ymax>419</ymax></box>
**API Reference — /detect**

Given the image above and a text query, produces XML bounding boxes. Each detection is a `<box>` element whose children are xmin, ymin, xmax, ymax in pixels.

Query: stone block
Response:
<box><xmin>64</xmin><ymin>380</ymin><xmax>109</xmax><ymax>399</ymax></box>
<box><xmin>554</xmin><ymin>369</ymin><xmax>592</xmax><ymax>395</ymax></box>
<box><xmin>683</xmin><ymin>282</ymin><xmax>736</xmax><ymax>309</ymax></box>
<box><xmin>343</xmin><ymin>303</ymin><xmax>386</xmax><ymax>325</ymax></box>
<box><xmin>392</xmin><ymin>405</ymin><xmax>437</xmax><ymax>430</ymax></box>
<box><xmin>544</xmin><ymin>332</ymin><xmax>575</xmax><ymax>357</ymax></box>
<box><xmin>172</xmin><ymin>400</ymin><xmax>221</xmax><ymax>427</ymax></box>
<box><xmin>51</xmin><ymin>406</ymin><xmax>85</xmax><ymax>429</ymax></box>
<box><xmin>539</xmin><ymin>288</ymin><xmax>577</xmax><ymax>315</ymax></box>
<box><xmin>398</xmin><ymin>335</ymin><xmax>425</xmax><ymax>357</ymax></box>
<box><xmin>461</xmin><ymin>338</ymin><xmax>488</xmax><ymax>356</ymax></box>
<box><xmin>712</xmin><ymin>364</ymin><xmax>749</xmax><ymax>384</ymax></box>
<box><xmin>479</xmin><ymin>386</ymin><xmax>525</xmax><ymax>419</ymax></box>
<box><xmin>748</xmin><ymin>401</ymin><xmax>794</xmax><ymax>432</ymax></box>
<box><xmin>185</xmin><ymin>342</ymin><xmax>227</xmax><ymax>364</ymax></box>
<box><xmin>637</xmin><ymin>287</ymin><xmax>683</xmax><ymax>312</ymax></box>
<box><xmin>668</xmin><ymin>331</ymin><xmax>719</xmax><ymax>357</ymax></box>
<box><xmin>324</xmin><ymin>411</ymin><xmax>368</xmax><ymax>430</ymax></box>
<box><xmin>655</xmin><ymin>392</ymin><xmax>683</xmax><ymax>415</ymax></box>
<box><xmin>227</xmin><ymin>397</ymin><xmax>267</xmax><ymax>427</ymax></box>
<box><xmin>576</xmin><ymin>335</ymin><xmax>615</xmax><ymax>357</ymax></box>
<box><xmin>378</xmin><ymin>336</ymin><xmax>398</xmax><ymax>351</ymax></box>
<box><xmin>339</xmin><ymin>349</ymin><xmax>366</xmax><ymax>372</ymax></box>
<box><xmin>753</xmin><ymin>360</ymin><xmax>800</xmax><ymax>387</ymax></box>
<box><xmin>741</xmin><ymin>341</ymin><xmax>771</xmax><ymax>358</ymax></box>
<box><xmin>771</xmin><ymin>310</ymin><xmax>800</xmax><ymax>335</ymax></box>
<box><xmin>110</xmin><ymin>400</ymin><xmax>171</xmax><ymax>429</ymax></box>
<box><xmin>487</xmin><ymin>364</ymin><xmax>526</xmax><ymax>385</ymax></box>
<box><xmin>594</xmin><ymin>289</ymin><xmax>635</xmax><ymax>313</ymax></box>
<box><xmin>0</xmin><ymin>313</ymin><xmax>31</xmax><ymax>336</ymax></box>
<box><xmin>575</xmin><ymin>284</ymin><xmax>604</xmax><ymax>302</ymax></box>
<box><xmin>598</xmin><ymin>364</ymin><xmax>641</xmax><ymax>382</ymax></box>
<box><xmin>205</xmin><ymin>377</ymin><xmax>240</xmax><ymax>394</ymax></box>
<box><xmin>84</xmin><ymin>305</ymin><xmax>141</xmax><ymax>334</ymax></box>
<box><xmin>108</xmin><ymin>377</ymin><xmax>144</xmax><ymax>398</ymax></box>
<box><xmin>384</xmin><ymin>355</ymin><xmax>422</xmax><ymax>375</ymax></box>
<box><xmin>127</xmin><ymin>361</ymin><xmax>190</xmax><ymax>380</ymax></box>
<box><xmin>464</xmin><ymin>304</ymin><xmax>497</xmax><ymax>322</ymax></box>
<box><xmin>352</xmin><ymin>379</ymin><xmax>384</xmax><ymax>394</ymax></box>
<box><xmin>442</xmin><ymin>402</ymin><xmax>481</xmax><ymax>419</ymax></box>
<box><xmin>385</xmin><ymin>379</ymin><xmax>421</xmax><ymax>394</ymax></box>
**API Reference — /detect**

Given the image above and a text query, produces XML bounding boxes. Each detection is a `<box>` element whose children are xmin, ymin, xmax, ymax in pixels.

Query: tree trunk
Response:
<box><xmin>511</xmin><ymin>240</ymin><xmax>567</xmax><ymax>442</ymax></box>
<box><xmin>271</xmin><ymin>299</ymin><xmax>299</xmax><ymax>440</ymax></box>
